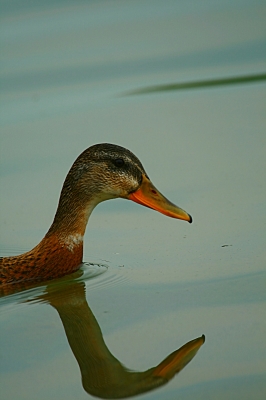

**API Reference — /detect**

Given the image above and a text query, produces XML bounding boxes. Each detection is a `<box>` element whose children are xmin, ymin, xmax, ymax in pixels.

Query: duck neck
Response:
<box><xmin>45</xmin><ymin>193</ymin><xmax>97</xmax><ymax>252</ymax></box>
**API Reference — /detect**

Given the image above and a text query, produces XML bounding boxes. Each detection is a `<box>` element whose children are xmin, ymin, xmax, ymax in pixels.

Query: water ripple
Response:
<box><xmin>79</xmin><ymin>262</ymin><xmax>128</xmax><ymax>292</ymax></box>
<box><xmin>0</xmin><ymin>262</ymin><xmax>128</xmax><ymax>310</ymax></box>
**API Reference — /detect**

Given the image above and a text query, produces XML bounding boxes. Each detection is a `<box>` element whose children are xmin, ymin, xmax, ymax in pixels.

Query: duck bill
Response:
<box><xmin>128</xmin><ymin>175</ymin><xmax>192</xmax><ymax>223</ymax></box>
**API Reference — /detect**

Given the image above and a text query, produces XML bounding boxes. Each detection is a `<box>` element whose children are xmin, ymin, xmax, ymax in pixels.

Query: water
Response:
<box><xmin>1</xmin><ymin>1</ymin><xmax>266</xmax><ymax>399</ymax></box>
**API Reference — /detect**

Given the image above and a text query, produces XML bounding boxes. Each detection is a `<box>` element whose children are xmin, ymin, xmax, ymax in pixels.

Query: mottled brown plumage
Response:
<box><xmin>0</xmin><ymin>143</ymin><xmax>191</xmax><ymax>289</ymax></box>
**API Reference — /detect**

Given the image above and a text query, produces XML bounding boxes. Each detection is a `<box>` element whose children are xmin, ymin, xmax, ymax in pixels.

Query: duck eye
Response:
<box><xmin>113</xmin><ymin>158</ymin><xmax>125</xmax><ymax>168</ymax></box>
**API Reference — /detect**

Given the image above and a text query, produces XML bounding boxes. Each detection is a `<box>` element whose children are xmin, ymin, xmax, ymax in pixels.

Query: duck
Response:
<box><xmin>0</xmin><ymin>143</ymin><xmax>192</xmax><ymax>286</ymax></box>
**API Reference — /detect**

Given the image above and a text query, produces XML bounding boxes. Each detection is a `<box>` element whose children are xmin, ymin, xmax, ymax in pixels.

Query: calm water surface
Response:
<box><xmin>1</xmin><ymin>1</ymin><xmax>266</xmax><ymax>399</ymax></box>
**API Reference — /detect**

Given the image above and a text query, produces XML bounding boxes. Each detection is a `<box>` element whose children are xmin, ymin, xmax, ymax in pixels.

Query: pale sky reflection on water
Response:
<box><xmin>0</xmin><ymin>0</ymin><xmax>266</xmax><ymax>399</ymax></box>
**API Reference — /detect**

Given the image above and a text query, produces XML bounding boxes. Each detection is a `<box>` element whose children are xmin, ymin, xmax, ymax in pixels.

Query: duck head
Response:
<box><xmin>54</xmin><ymin>143</ymin><xmax>192</xmax><ymax>229</ymax></box>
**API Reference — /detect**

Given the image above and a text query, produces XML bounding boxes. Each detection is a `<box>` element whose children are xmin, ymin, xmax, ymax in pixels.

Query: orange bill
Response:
<box><xmin>128</xmin><ymin>174</ymin><xmax>192</xmax><ymax>223</ymax></box>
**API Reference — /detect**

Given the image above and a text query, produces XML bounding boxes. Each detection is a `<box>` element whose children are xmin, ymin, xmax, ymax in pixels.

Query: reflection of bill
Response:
<box><xmin>44</xmin><ymin>280</ymin><xmax>205</xmax><ymax>399</ymax></box>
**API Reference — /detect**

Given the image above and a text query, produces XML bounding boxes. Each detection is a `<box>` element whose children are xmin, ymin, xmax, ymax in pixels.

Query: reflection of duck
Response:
<box><xmin>44</xmin><ymin>280</ymin><xmax>204</xmax><ymax>399</ymax></box>
<box><xmin>0</xmin><ymin>143</ymin><xmax>192</xmax><ymax>286</ymax></box>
